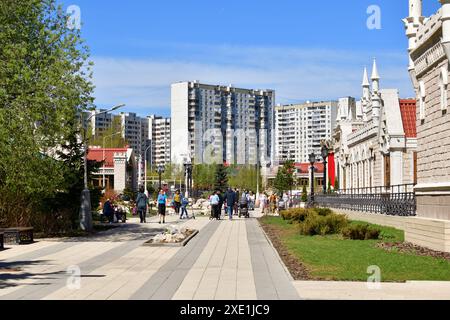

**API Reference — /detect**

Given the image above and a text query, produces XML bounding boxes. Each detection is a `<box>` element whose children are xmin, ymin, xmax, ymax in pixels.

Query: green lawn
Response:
<box><xmin>260</xmin><ymin>216</ymin><xmax>450</xmax><ymax>282</ymax></box>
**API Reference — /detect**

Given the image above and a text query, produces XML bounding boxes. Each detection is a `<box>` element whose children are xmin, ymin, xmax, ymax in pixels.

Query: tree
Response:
<box><xmin>334</xmin><ymin>177</ymin><xmax>340</xmax><ymax>191</ymax></box>
<box><xmin>273</xmin><ymin>161</ymin><xmax>295</xmax><ymax>196</ymax></box>
<box><xmin>0</xmin><ymin>0</ymin><xmax>94</xmax><ymax>229</ymax></box>
<box><xmin>301</xmin><ymin>185</ymin><xmax>308</xmax><ymax>203</ymax></box>
<box><xmin>214</xmin><ymin>164</ymin><xmax>229</xmax><ymax>192</ymax></box>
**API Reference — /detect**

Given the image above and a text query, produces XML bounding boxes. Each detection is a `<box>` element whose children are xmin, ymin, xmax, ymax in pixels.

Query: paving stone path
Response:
<box><xmin>0</xmin><ymin>210</ymin><xmax>300</xmax><ymax>300</ymax></box>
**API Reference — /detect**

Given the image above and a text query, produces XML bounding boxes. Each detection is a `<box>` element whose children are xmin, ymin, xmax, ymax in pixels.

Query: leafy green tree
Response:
<box><xmin>0</xmin><ymin>0</ymin><xmax>94</xmax><ymax>228</ymax></box>
<box><xmin>273</xmin><ymin>161</ymin><xmax>295</xmax><ymax>196</ymax></box>
<box><xmin>301</xmin><ymin>185</ymin><xmax>308</xmax><ymax>202</ymax></box>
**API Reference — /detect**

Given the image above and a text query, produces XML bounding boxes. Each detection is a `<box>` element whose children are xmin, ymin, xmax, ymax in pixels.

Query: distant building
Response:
<box><xmin>148</xmin><ymin>115</ymin><xmax>171</xmax><ymax>168</ymax></box>
<box><xmin>171</xmin><ymin>81</ymin><xmax>275</xmax><ymax>166</ymax></box>
<box><xmin>87</xmin><ymin>147</ymin><xmax>137</xmax><ymax>193</ymax></box>
<box><xmin>265</xmin><ymin>163</ymin><xmax>326</xmax><ymax>192</ymax></box>
<box><xmin>333</xmin><ymin>60</ymin><xmax>417</xmax><ymax>190</ymax></box>
<box><xmin>404</xmin><ymin>0</ymin><xmax>450</xmax><ymax>220</ymax></box>
<box><xmin>275</xmin><ymin>101</ymin><xmax>338</xmax><ymax>164</ymax></box>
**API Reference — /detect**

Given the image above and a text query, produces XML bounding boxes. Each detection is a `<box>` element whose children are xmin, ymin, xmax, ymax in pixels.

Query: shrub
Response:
<box><xmin>299</xmin><ymin>212</ymin><xmax>349</xmax><ymax>236</ymax></box>
<box><xmin>342</xmin><ymin>224</ymin><xmax>381</xmax><ymax>240</ymax></box>
<box><xmin>311</xmin><ymin>207</ymin><xmax>333</xmax><ymax>216</ymax></box>
<box><xmin>280</xmin><ymin>208</ymin><xmax>310</xmax><ymax>223</ymax></box>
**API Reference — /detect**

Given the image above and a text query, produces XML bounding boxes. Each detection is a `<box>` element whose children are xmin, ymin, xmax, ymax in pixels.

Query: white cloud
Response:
<box><xmin>91</xmin><ymin>44</ymin><xmax>414</xmax><ymax>115</ymax></box>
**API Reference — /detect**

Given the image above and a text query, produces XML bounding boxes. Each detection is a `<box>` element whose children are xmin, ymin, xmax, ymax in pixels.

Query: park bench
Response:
<box><xmin>0</xmin><ymin>232</ymin><xmax>4</xmax><ymax>250</ymax></box>
<box><xmin>0</xmin><ymin>227</ymin><xmax>34</xmax><ymax>245</ymax></box>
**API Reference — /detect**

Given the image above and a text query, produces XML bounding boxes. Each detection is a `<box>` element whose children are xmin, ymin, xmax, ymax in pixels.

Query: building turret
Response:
<box><xmin>441</xmin><ymin>0</ymin><xmax>450</xmax><ymax>61</ymax></box>
<box><xmin>403</xmin><ymin>0</ymin><xmax>424</xmax><ymax>90</ymax></box>
<box><xmin>371</xmin><ymin>59</ymin><xmax>381</xmax><ymax>123</ymax></box>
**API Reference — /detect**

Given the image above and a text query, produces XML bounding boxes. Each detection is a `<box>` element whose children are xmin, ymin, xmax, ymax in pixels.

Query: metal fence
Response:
<box><xmin>314</xmin><ymin>184</ymin><xmax>416</xmax><ymax>216</ymax></box>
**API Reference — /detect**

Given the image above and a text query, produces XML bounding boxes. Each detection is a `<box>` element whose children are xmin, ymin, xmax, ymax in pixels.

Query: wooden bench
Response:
<box><xmin>0</xmin><ymin>232</ymin><xmax>4</xmax><ymax>250</ymax></box>
<box><xmin>0</xmin><ymin>227</ymin><xmax>34</xmax><ymax>245</ymax></box>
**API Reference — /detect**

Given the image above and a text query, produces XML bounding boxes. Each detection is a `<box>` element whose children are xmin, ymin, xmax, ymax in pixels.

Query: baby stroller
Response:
<box><xmin>238</xmin><ymin>198</ymin><xmax>250</xmax><ymax>218</ymax></box>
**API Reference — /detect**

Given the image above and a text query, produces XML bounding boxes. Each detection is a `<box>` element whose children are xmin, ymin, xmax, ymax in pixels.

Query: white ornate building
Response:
<box><xmin>404</xmin><ymin>0</ymin><xmax>450</xmax><ymax>220</ymax></box>
<box><xmin>333</xmin><ymin>61</ymin><xmax>417</xmax><ymax>191</ymax></box>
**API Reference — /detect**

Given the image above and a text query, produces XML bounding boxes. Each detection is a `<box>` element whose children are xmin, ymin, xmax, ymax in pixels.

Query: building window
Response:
<box><xmin>384</xmin><ymin>154</ymin><xmax>391</xmax><ymax>187</ymax></box>
<box><xmin>419</xmin><ymin>81</ymin><xmax>426</xmax><ymax>120</ymax></box>
<box><xmin>440</xmin><ymin>67</ymin><xmax>448</xmax><ymax>110</ymax></box>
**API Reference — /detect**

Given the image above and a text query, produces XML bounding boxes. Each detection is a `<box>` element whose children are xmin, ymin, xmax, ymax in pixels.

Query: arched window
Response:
<box><xmin>440</xmin><ymin>67</ymin><xmax>448</xmax><ymax>110</ymax></box>
<box><xmin>419</xmin><ymin>81</ymin><xmax>426</xmax><ymax>120</ymax></box>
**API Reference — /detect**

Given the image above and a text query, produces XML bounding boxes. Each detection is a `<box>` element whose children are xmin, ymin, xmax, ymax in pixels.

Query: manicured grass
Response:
<box><xmin>260</xmin><ymin>216</ymin><xmax>450</xmax><ymax>282</ymax></box>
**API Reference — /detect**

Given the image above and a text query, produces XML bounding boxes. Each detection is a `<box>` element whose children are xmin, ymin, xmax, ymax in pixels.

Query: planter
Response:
<box><xmin>143</xmin><ymin>230</ymin><xmax>199</xmax><ymax>247</ymax></box>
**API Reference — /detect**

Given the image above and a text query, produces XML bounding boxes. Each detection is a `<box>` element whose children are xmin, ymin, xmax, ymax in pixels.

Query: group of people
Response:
<box><xmin>258</xmin><ymin>192</ymin><xmax>292</xmax><ymax>215</ymax></box>
<box><xmin>209</xmin><ymin>188</ymin><xmax>256</xmax><ymax>221</ymax></box>
<box><xmin>102</xmin><ymin>199</ymin><xmax>127</xmax><ymax>223</ymax></box>
<box><xmin>134</xmin><ymin>187</ymin><xmax>193</xmax><ymax>224</ymax></box>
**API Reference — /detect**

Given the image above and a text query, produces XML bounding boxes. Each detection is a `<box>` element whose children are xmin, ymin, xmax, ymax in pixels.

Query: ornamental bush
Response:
<box><xmin>342</xmin><ymin>224</ymin><xmax>381</xmax><ymax>240</ymax></box>
<box><xmin>298</xmin><ymin>211</ymin><xmax>349</xmax><ymax>236</ymax></box>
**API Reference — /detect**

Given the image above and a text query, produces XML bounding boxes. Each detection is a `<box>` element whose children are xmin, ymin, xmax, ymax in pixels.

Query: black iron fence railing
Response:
<box><xmin>313</xmin><ymin>184</ymin><xmax>416</xmax><ymax>216</ymax></box>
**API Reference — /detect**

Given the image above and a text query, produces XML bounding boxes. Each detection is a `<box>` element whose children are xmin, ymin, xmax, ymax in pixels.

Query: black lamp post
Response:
<box><xmin>157</xmin><ymin>164</ymin><xmax>165</xmax><ymax>191</ymax></box>
<box><xmin>321</xmin><ymin>145</ymin><xmax>329</xmax><ymax>194</ymax></box>
<box><xmin>309</xmin><ymin>152</ymin><xmax>316</xmax><ymax>205</ymax></box>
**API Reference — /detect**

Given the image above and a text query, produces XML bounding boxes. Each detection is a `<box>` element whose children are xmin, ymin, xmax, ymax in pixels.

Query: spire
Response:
<box><xmin>371</xmin><ymin>59</ymin><xmax>380</xmax><ymax>80</ymax></box>
<box><xmin>362</xmin><ymin>67</ymin><xmax>370</xmax><ymax>87</ymax></box>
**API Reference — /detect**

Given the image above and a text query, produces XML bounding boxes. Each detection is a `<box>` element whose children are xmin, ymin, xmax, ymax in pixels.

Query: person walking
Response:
<box><xmin>180</xmin><ymin>196</ymin><xmax>191</xmax><ymax>219</ymax></box>
<box><xmin>225</xmin><ymin>187</ymin><xmax>236</xmax><ymax>220</ymax></box>
<box><xmin>157</xmin><ymin>189</ymin><xmax>167</xmax><ymax>224</ymax></box>
<box><xmin>173</xmin><ymin>190</ymin><xmax>182</xmax><ymax>215</ymax></box>
<box><xmin>217</xmin><ymin>190</ymin><xmax>224</xmax><ymax>220</ymax></box>
<box><xmin>136</xmin><ymin>186</ymin><xmax>148</xmax><ymax>223</ymax></box>
<box><xmin>209</xmin><ymin>191</ymin><xmax>220</xmax><ymax>220</ymax></box>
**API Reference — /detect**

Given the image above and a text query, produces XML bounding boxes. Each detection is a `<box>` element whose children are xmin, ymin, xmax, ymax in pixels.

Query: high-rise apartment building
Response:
<box><xmin>148</xmin><ymin>115</ymin><xmax>171</xmax><ymax>168</ymax></box>
<box><xmin>118</xmin><ymin>112</ymin><xmax>149</xmax><ymax>157</ymax></box>
<box><xmin>171</xmin><ymin>81</ymin><xmax>275</xmax><ymax>165</ymax></box>
<box><xmin>88</xmin><ymin>109</ymin><xmax>114</xmax><ymax>136</ymax></box>
<box><xmin>275</xmin><ymin>101</ymin><xmax>338</xmax><ymax>163</ymax></box>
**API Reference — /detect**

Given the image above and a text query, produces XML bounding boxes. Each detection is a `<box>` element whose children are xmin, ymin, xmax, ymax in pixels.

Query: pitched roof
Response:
<box><xmin>399</xmin><ymin>99</ymin><xmax>417</xmax><ymax>138</ymax></box>
<box><xmin>294</xmin><ymin>163</ymin><xmax>324</xmax><ymax>174</ymax></box>
<box><xmin>87</xmin><ymin>147</ymin><xmax>131</xmax><ymax>168</ymax></box>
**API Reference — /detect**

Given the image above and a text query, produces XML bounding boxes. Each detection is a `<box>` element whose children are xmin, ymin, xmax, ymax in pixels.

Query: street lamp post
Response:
<box><xmin>321</xmin><ymin>145</ymin><xmax>329</xmax><ymax>194</ymax></box>
<box><xmin>309</xmin><ymin>152</ymin><xmax>316</xmax><ymax>206</ymax></box>
<box><xmin>157</xmin><ymin>164</ymin><xmax>165</xmax><ymax>191</ymax></box>
<box><xmin>80</xmin><ymin>104</ymin><xmax>125</xmax><ymax>232</ymax></box>
<box><xmin>102</xmin><ymin>131</ymin><xmax>121</xmax><ymax>189</ymax></box>
<box><xmin>184</xmin><ymin>161</ymin><xmax>193</xmax><ymax>198</ymax></box>
<box><xmin>144</xmin><ymin>141</ymin><xmax>152</xmax><ymax>196</ymax></box>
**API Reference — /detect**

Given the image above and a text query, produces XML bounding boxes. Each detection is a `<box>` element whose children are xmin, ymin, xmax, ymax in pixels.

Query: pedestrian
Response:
<box><xmin>180</xmin><ymin>196</ymin><xmax>190</xmax><ymax>219</ymax></box>
<box><xmin>249</xmin><ymin>191</ymin><xmax>255</xmax><ymax>211</ymax></box>
<box><xmin>217</xmin><ymin>190</ymin><xmax>224</xmax><ymax>220</ymax></box>
<box><xmin>225</xmin><ymin>187</ymin><xmax>236</xmax><ymax>220</ymax></box>
<box><xmin>173</xmin><ymin>190</ymin><xmax>182</xmax><ymax>215</ymax></box>
<box><xmin>157</xmin><ymin>189</ymin><xmax>167</xmax><ymax>224</ymax></box>
<box><xmin>209</xmin><ymin>191</ymin><xmax>220</xmax><ymax>220</ymax></box>
<box><xmin>136</xmin><ymin>186</ymin><xmax>148</xmax><ymax>223</ymax></box>
<box><xmin>102</xmin><ymin>198</ymin><xmax>114</xmax><ymax>223</ymax></box>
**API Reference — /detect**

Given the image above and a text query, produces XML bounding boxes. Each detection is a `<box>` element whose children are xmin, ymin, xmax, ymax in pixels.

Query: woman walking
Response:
<box><xmin>157</xmin><ymin>189</ymin><xmax>167</xmax><ymax>224</ymax></box>
<box><xmin>136</xmin><ymin>186</ymin><xmax>148</xmax><ymax>223</ymax></box>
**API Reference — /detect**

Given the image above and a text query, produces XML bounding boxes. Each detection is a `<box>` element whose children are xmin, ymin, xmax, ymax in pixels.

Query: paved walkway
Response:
<box><xmin>1</xmin><ymin>210</ymin><xmax>449</xmax><ymax>300</ymax></box>
<box><xmin>0</xmin><ymin>209</ymin><xmax>299</xmax><ymax>300</ymax></box>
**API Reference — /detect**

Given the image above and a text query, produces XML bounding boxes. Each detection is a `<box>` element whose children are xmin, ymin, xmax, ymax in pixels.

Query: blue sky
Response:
<box><xmin>63</xmin><ymin>0</ymin><xmax>441</xmax><ymax>117</ymax></box>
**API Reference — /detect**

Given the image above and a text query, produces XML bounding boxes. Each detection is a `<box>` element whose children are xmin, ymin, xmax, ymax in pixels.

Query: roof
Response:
<box><xmin>294</xmin><ymin>163</ymin><xmax>324</xmax><ymax>174</ymax></box>
<box><xmin>399</xmin><ymin>99</ymin><xmax>417</xmax><ymax>138</ymax></box>
<box><xmin>380</xmin><ymin>89</ymin><xmax>404</xmax><ymax>137</ymax></box>
<box><xmin>87</xmin><ymin>147</ymin><xmax>132</xmax><ymax>168</ymax></box>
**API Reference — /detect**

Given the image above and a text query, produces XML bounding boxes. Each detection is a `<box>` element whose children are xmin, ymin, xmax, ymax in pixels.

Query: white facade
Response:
<box><xmin>275</xmin><ymin>101</ymin><xmax>338</xmax><ymax>164</ymax></box>
<box><xmin>171</xmin><ymin>81</ymin><xmax>275</xmax><ymax>166</ymax></box>
<box><xmin>333</xmin><ymin>61</ymin><xmax>417</xmax><ymax>191</ymax></box>
<box><xmin>148</xmin><ymin>115</ymin><xmax>171</xmax><ymax>168</ymax></box>
<box><xmin>88</xmin><ymin>109</ymin><xmax>114</xmax><ymax>136</ymax></box>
